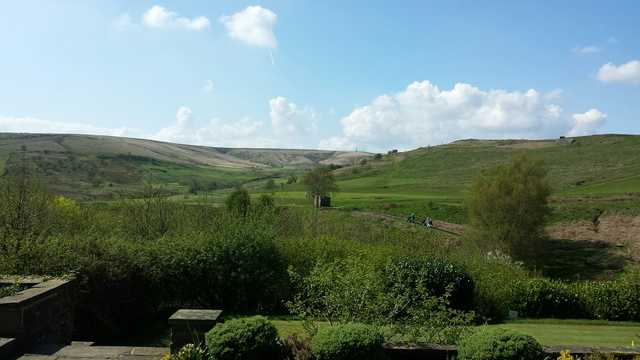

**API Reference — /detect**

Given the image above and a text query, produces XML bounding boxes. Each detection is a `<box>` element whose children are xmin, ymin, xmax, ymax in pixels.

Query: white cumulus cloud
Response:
<box><xmin>597</xmin><ymin>60</ymin><xmax>640</xmax><ymax>84</ymax></box>
<box><xmin>220</xmin><ymin>6</ymin><xmax>278</xmax><ymax>48</ymax></box>
<box><xmin>319</xmin><ymin>81</ymin><xmax>600</xmax><ymax>151</ymax></box>
<box><xmin>152</xmin><ymin>106</ymin><xmax>274</xmax><ymax>148</ymax></box>
<box><xmin>142</xmin><ymin>5</ymin><xmax>210</xmax><ymax>31</ymax></box>
<box><xmin>269</xmin><ymin>97</ymin><xmax>317</xmax><ymax>135</ymax></box>
<box><xmin>568</xmin><ymin>109</ymin><xmax>607</xmax><ymax>136</ymax></box>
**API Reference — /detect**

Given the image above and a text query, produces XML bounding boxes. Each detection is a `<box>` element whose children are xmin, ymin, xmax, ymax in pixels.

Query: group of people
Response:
<box><xmin>407</xmin><ymin>213</ymin><xmax>433</xmax><ymax>228</ymax></box>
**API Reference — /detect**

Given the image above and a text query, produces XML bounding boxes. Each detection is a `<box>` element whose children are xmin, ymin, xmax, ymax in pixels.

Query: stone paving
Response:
<box><xmin>16</xmin><ymin>342</ymin><xmax>168</xmax><ymax>360</ymax></box>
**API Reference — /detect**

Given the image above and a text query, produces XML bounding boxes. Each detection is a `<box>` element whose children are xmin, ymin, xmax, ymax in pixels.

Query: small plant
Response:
<box><xmin>558</xmin><ymin>350</ymin><xmax>575</xmax><ymax>360</ymax></box>
<box><xmin>457</xmin><ymin>327</ymin><xmax>543</xmax><ymax>360</ymax></box>
<box><xmin>0</xmin><ymin>282</ymin><xmax>24</xmax><ymax>298</ymax></box>
<box><xmin>206</xmin><ymin>316</ymin><xmax>280</xmax><ymax>360</ymax></box>
<box><xmin>311</xmin><ymin>323</ymin><xmax>385</xmax><ymax>360</ymax></box>
<box><xmin>281</xmin><ymin>335</ymin><xmax>313</xmax><ymax>360</ymax></box>
<box><xmin>167</xmin><ymin>344</ymin><xmax>208</xmax><ymax>360</ymax></box>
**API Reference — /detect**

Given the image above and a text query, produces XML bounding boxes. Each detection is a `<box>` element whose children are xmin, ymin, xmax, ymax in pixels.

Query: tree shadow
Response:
<box><xmin>540</xmin><ymin>238</ymin><xmax>627</xmax><ymax>280</ymax></box>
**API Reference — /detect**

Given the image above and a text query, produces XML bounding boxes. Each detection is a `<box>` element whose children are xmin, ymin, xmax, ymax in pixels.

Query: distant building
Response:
<box><xmin>314</xmin><ymin>195</ymin><xmax>331</xmax><ymax>208</ymax></box>
<box><xmin>557</xmin><ymin>136</ymin><xmax>575</xmax><ymax>145</ymax></box>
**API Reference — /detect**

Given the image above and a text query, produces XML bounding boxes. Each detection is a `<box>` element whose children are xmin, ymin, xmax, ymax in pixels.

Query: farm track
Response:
<box><xmin>350</xmin><ymin>210</ymin><xmax>465</xmax><ymax>235</ymax></box>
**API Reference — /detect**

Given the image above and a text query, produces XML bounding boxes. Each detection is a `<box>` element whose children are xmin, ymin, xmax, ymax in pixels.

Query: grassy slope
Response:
<box><xmin>270</xmin><ymin>135</ymin><xmax>640</xmax><ymax>224</ymax></box>
<box><xmin>0</xmin><ymin>133</ymin><xmax>368</xmax><ymax>199</ymax></box>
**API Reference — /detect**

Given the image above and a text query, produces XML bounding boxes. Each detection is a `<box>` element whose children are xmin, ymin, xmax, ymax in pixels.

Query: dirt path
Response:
<box><xmin>350</xmin><ymin>210</ymin><xmax>640</xmax><ymax>262</ymax></box>
<box><xmin>351</xmin><ymin>210</ymin><xmax>465</xmax><ymax>236</ymax></box>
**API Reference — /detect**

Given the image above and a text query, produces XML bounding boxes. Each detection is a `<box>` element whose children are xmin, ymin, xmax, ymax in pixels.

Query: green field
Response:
<box><xmin>267</xmin><ymin>318</ymin><xmax>640</xmax><ymax>348</ymax></box>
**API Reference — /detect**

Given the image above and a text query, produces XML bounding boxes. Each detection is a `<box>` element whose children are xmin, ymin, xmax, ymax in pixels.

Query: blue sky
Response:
<box><xmin>1</xmin><ymin>1</ymin><xmax>639</xmax><ymax>151</ymax></box>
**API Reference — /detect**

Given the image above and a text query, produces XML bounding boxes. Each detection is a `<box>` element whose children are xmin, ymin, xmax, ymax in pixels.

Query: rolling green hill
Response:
<box><xmin>0</xmin><ymin>133</ymin><xmax>370</xmax><ymax>199</ymax></box>
<box><xmin>270</xmin><ymin>134</ymin><xmax>640</xmax><ymax>225</ymax></box>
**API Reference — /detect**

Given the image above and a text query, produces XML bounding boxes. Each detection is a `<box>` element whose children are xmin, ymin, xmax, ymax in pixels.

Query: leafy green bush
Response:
<box><xmin>311</xmin><ymin>323</ymin><xmax>385</xmax><ymax>360</ymax></box>
<box><xmin>225</xmin><ymin>187</ymin><xmax>251</xmax><ymax>217</ymax></box>
<box><xmin>502</xmin><ymin>270</ymin><xmax>640</xmax><ymax>321</ymax></box>
<box><xmin>384</xmin><ymin>257</ymin><xmax>474</xmax><ymax>311</ymax></box>
<box><xmin>147</xmin><ymin>215</ymin><xmax>289</xmax><ymax>313</ymax></box>
<box><xmin>457</xmin><ymin>327</ymin><xmax>543</xmax><ymax>360</ymax></box>
<box><xmin>206</xmin><ymin>316</ymin><xmax>280</xmax><ymax>360</ymax></box>
<box><xmin>288</xmin><ymin>256</ymin><xmax>475</xmax><ymax>345</ymax></box>
<box><xmin>509</xmin><ymin>278</ymin><xmax>583</xmax><ymax>318</ymax></box>
<box><xmin>576</xmin><ymin>269</ymin><xmax>640</xmax><ymax>321</ymax></box>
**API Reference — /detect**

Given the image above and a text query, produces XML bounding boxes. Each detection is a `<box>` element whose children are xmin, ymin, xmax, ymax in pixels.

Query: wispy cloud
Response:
<box><xmin>572</xmin><ymin>45</ymin><xmax>602</xmax><ymax>55</ymax></box>
<box><xmin>202</xmin><ymin>80</ymin><xmax>215</xmax><ymax>94</ymax></box>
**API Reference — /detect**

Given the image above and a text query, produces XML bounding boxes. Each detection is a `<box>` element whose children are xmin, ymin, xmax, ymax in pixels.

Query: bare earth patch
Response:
<box><xmin>546</xmin><ymin>215</ymin><xmax>640</xmax><ymax>262</ymax></box>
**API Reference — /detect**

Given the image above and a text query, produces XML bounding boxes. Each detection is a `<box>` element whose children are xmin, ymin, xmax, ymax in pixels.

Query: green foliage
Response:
<box><xmin>468</xmin><ymin>154</ymin><xmax>551</xmax><ymax>265</ymax></box>
<box><xmin>265</xmin><ymin>179</ymin><xmax>277</xmax><ymax>190</ymax></box>
<box><xmin>384</xmin><ymin>257</ymin><xmax>474</xmax><ymax>312</ymax></box>
<box><xmin>258</xmin><ymin>194</ymin><xmax>275</xmax><ymax>209</ymax></box>
<box><xmin>226</xmin><ymin>187</ymin><xmax>251</xmax><ymax>217</ymax></box>
<box><xmin>457</xmin><ymin>327</ymin><xmax>543</xmax><ymax>360</ymax></box>
<box><xmin>501</xmin><ymin>270</ymin><xmax>640</xmax><ymax>321</ymax></box>
<box><xmin>167</xmin><ymin>344</ymin><xmax>209</xmax><ymax>360</ymax></box>
<box><xmin>303</xmin><ymin>166</ymin><xmax>338</xmax><ymax>199</ymax></box>
<box><xmin>509</xmin><ymin>278</ymin><xmax>583</xmax><ymax>318</ymax></box>
<box><xmin>288</xmin><ymin>256</ymin><xmax>475</xmax><ymax>345</ymax></box>
<box><xmin>286</xmin><ymin>174</ymin><xmax>298</xmax><ymax>184</ymax></box>
<box><xmin>0</xmin><ymin>282</ymin><xmax>24</xmax><ymax>298</ymax></box>
<box><xmin>118</xmin><ymin>184</ymin><xmax>178</xmax><ymax>240</ymax></box>
<box><xmin>576</xmin><ymin>269</ymin><xmax>640</xmax><ymax>321</ymax></box>
<box><xmin>206</xmin><ymin>316</ymin><xmax>281</xmax><ymax>360</ymax></box>
<box><xmin>311</xmin><ymin>323</ymin><xmax>385</xmax><ymax>360</ymax></box>
<box><xmin>147</xmin><ymin>215</ymin><xmax>289</xmax><ymax>313</ymax></box>
<box><xmin>0</xmin><ymin>171</ymin><xmax>53</xmax><ymax>252</ymax></box>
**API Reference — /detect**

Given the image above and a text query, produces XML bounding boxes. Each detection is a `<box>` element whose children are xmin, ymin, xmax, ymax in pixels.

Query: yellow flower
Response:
<box><xmin>558</xmin><ymin>349</ymin><xmax>574</xmax><ymax>360</ymax></box>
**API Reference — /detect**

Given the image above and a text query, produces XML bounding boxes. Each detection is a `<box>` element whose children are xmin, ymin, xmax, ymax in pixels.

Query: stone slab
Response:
<box><xmin>54</xmin><ymin>345</ymin><xmax>134</xmax><ymax>358</ymax></box>
<box><xmin>130</xmin><ymin>347</ymin><xmax>168</xmax><ymax>356</ymax></box>
<box><xmin>168</xmin><ymin>309</ymin><xmax>222</xmax><ymax>325</ymax></box>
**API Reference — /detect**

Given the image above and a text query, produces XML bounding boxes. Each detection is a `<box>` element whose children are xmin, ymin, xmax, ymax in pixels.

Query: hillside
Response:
<box><xmin>335</xmin><ymin>135</ymin><xmax>640</xmax><ymax>197</ymax></box>
<box><xmin>0</xmin><ymin>133</ymin><xmax>370</xmax><ymax>198</ymax></box>
<box><xmin>276</xmin><ymin>134</ymin><xmax>640</xmax><ymax>224</ymax></box>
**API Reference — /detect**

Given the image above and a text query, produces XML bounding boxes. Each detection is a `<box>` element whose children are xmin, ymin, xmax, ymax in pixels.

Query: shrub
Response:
<box><xmin>384</xmin><ymin>257</ymin><xmax>474</xmax><ymax>311</ymax></box>
<box><xmin>457</xmin><ymin>327</ymin><xmax>543</xmax><ymax>360</ymax></box>
<box><xmin>311</xmin><ymin>323</ymin><xmax>385</xmax><ymax>360</ymax></box>
<box><xmin>258</xmin><ymin>194</ymin><xmax>275</xmax><ymax>209</ymax></box>
<box><xmin>576</xmin><ymin>270</ymin><xmax>640</xmax><ymax>321</ymax></box>
<box><xmin>225</xmin><ymin>187</ymin><xmax>251</xmax><ymax>217</ymax></box>
<box><xmin>206</xmin><ymin>316</ymin><xmax>280</xmax><ymax>360</ymax></box>
<box><xmin>147</xmin><ymin>217</ymin><xmax>289</xmax><ymax>313</ymax></box>
<box><xmin>281</xmin><ymin>335</ymin><xmax>313</xmax><ymax>360</ymax></box>
<box><xmin>508</xmin><ymin>278</ymin><xmax>583</xmax><ymax>318</ymax></box>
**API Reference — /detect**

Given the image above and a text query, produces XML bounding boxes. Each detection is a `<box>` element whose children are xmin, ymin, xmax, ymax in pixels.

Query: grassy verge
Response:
<box><xmin>266</xmin><ymin>318</ymin><xmax>640</xmax><ymax>348</ymax></box>
<box><xmin>490</xmin><ymin>319</ymin><xmax>640</xmax><ymax>348</ymax></box>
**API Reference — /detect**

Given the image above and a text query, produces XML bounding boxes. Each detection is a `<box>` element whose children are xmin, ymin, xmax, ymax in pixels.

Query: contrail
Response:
<box><xmin>269</xmin><ymin>49</ymin><xmax>275</xmax><ymax>66</ymax></box>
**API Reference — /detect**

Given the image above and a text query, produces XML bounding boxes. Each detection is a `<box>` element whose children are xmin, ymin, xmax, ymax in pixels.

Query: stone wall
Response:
<box><xmin>0</xmin><ymin>276</ymin><xmax>76</xmax><ymax>350</ymax></box>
